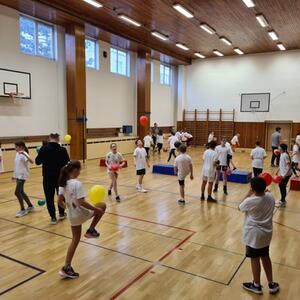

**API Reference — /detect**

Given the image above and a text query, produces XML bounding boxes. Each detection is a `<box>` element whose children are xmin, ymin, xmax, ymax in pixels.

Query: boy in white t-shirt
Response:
<box><xmin>251</xmin><ymin>141</ymin><xmax>267</xmax><ymax>177</ymax></box>
<box><xmin>167</xmin><ymin>132</ymin><xmax>179</xmax><ymax>162</ymax></box>
<box><xmin>208</xmin><ymin>132</ymin><xmax>214</xmax><ymax>143</ymax></box>
<box><xmin>239</xmin><ymin>177</ymin><xmax>279</xmax><ymax>295</ymax></box>
<box><xmin>174</xmin><ymin>144</ymin><xmax>193</xmax><ymax>205</ymax></box>
<box><xmin>134</xmin><ymin>140</ymin><xmax>150</xmax><ymax>193</ymax></box>
<box><xmin>201</xmin><ymin>141</ymin><xmax>218</xmax><ymax>202</ymax></box>
<box><xmin>0</xmin><ymin>143</ymin><xmax>3</xmax><ymax>174</ymax></box>
<box><xmin>143</xmin><ymin>131</ymin><xmax>153</xmax><ymax>158</ymax></box>
<box><xmin>231</xmin><ymin>133</ymin><xmax>240</xmax><ymax>152</ymax></box>
<box><xmin>291</xmin><ymin>140</ymin><xmax>300</xmax><ymax>175</ymax></box>
<box><xmin>156</xmin><ymin>129</ymin><xmax>164</xmax><ymax>155</ymax></box>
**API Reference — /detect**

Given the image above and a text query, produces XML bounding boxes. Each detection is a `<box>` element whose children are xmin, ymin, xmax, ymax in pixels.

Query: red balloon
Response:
<box><xmin>225</xmin><ymin>169</ymin><xmax>232</xmax><ymax>176</ymax></box>
<box><xmin>111</xmin><ymin>164</ymin><xmax>119</xmax><ymax>172</ymax></box>
<box><xmin>259</xmin><ymin>172</ymin><xmax>273</xmax><ymax>186</ymax></box>
<box><xmin>273</xmin><ymin>149</ymin><xmax>280</xmax><ymax>156</ymax></box>
<box><xmin>273</xmin><ymin>175</ymin><xmax>283</xmax><ymax>184</ymax></box>
<box><xmin>139</xmin><ymin>115</ymin><xmax>148</xmax><ymax>127</ymax></box>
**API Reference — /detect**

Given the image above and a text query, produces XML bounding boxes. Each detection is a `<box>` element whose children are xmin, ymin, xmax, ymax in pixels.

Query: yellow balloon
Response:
<box><xmin>89</xmin><ymin>185</ymin><xmax>105</xmax><ymax>205</ymax></box>
<box><xmin>65</xmin><ymin>134</ymin><xmax>72</xmax><ymax>142</ymax></box>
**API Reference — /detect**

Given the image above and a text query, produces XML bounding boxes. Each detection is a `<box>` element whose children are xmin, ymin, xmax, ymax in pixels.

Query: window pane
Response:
<box><xmin>164</xmin><ymin>66</ymin><xmax>170</xmax><ymax>85</ymax></box>
<box><xmin>85</xmin><ymin>39</ymin><xmax>96</xmax><ymax>68</ymax></box>
<box><xmin>37</xmin><ymin>23</ymin><xmax>54</xmax><ymax>59</ymax></box>
<box><xmin>20</xmin><ymin>16</ymin><xmax>36</xmax><ymax>55</ymax></box>
<box><xmin>110</xmin><ymin>48</ymin><xmax>118</xmax><ymax>73</ymax></box>
<box><xmin>160</xmin><ymin>65</ymin><xmax>164</xmax><ymax>84</ymax></box>
<box><xmin>117</xmin><ymin>50</ymin><xmax>127</xmax><ymax>76</ymax></box>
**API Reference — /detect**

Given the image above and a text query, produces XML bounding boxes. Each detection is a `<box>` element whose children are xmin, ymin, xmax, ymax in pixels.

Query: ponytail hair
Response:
<box><xmin>15</xmin><ymin>141</ymin><xmax>29</xmax><ymax>153</ymax></box>
<box><xmin>58</xmin><ymin>160</ymin><xmax>81</xmax><ymax>187</ymax></box>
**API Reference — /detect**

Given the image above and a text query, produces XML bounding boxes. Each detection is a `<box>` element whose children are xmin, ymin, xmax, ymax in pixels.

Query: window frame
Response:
<box><xmin>85</xmin><ymin>37</ymin><xmax>99</xmax><ymax>70</ymax></box>
<box><xmin>19</xmin><ymin>15</ymin><xmax>56</xmax><ymax>60</ymax></box>
<box><xmin>159</xmin><ymin>64</ymin><xmax>171</xmax><ymax>86</ymax></box>
<box><xmin>110</xmin><ymin>47</ymin><xmax>130</xmax><ymax>77</ymax></box>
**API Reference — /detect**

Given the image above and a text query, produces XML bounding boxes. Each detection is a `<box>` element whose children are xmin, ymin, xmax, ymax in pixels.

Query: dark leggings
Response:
<box><xmin>271</xmin><ymin>146</ymin><xmax>280</xmax><ymax>166</ymax></box>
<box><xmin>168</xmin><ymin>149</ymin><xmax>176</xmax><ymax>162</ymax></box>
<box><xmin>15</xmin><ymin>179</ymin><xmax>32</xmax><ymax>210</ymax></box>
<box><xmin>152</xmin><ymin>136</ymin><xmax>157</xmax><ymax>150</ymax></box>
<box><xmin>253</xmin><ymin>168</ymin><xmax>263</xmax><ymax>177</ymax></box>
<box><xmin>144</xmin><ymin>147</ymin><xmax>150</xmax><ymax>158</ymax></box>
<box><xmin>279</xmin><ymin>174</ymin><xmax>292</xmax><ymax>202</ymax></box>
<box><xmin>157</xmin><ymin>143</ymin><xmax>163</xmax><ymax>154</ymax></box>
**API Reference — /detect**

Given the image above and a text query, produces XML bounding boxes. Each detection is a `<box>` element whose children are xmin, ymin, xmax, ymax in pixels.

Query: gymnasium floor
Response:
<box><xmin>0</xmin><ymin>148</ymin><xmax>299</xmax><ymax>300</ymax></box>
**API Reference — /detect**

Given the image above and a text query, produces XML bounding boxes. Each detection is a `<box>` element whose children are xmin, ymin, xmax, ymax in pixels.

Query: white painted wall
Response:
<box><xmin>183</xmin><ymin>51</ymin><xmax>300</xmax><ymax>122</ymax></box>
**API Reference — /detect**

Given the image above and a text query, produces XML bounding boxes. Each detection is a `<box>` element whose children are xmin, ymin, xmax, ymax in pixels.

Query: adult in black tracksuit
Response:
<box><xmin>35</xmin><ymin>133</ymin><xmax>70</xmax><ymax>224</ymax></box>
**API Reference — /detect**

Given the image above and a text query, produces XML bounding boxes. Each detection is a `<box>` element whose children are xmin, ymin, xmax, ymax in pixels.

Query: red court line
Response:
<box><xmin>273</xmin><ymin>221</ymin><xmax>300</xmax><ymax>233</ymax></box>
<box><xmin>109</xmin><ymin>231</ymin><xmax>196</xmax><ymax>300</ymax></box>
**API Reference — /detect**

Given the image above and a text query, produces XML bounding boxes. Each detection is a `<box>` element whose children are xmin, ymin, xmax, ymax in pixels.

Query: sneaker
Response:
<box><xmin>138</xmin><ymin>188</ymin><xmax>148</xmax><ymax>193</ymax></box>
<box><xmin>178</xmin><ymin>199</ymin><xmax>186</xmax><ymax>205</ymax></box>
<box><xmin>233</xmin><ymin>167</ymin><xmax>237</xmax><ymax>171</ymax></box>
<box><xmin>84</xmin><ymin>228</ymin><xmax>100</xmax><ymax>238</ymax></box>
<box><xmin>108</xmin><ymin>190</ymin><xmax>112</xmax><ymax>196</ymax></box>
<box><xmin>200</xmin><ymin>194</ymin><xmax>205</xmax><ymax>201</ymax></box>
<box><xmin>50</xmin><ymin>218</ymin><xmax>57</xmax><ymax>225</ymax></box>
<box><xmin>59</xmin><ymin>265</ymin><xmax>79</xmax><ymax>279</ymax></box>
<box><xmin>207</xmin><ymin>196</ymin><xmax>217</xmax><ymax>203</ymax></box>
<box><xmin>59</xmin><ymin>213</ymin><xmax>67</xmax><ymax>220</ymax></box>
<box><xmin>223</xmin><ymin>187</ymin><xmax>228</xmax><ymax>195</ymax></box>
<box><xmin>242</xmin><ymin>282</ymin><xmax>263</xmax><ymax>295</ymax></box>
<box><xmin>268</xmin><ymin>282</ymin><xmax>280</xmax><ymax>294</ymax></box>
<box><xmin>116</xmin><ymin>196</ymin><xmax>121</xmax><ymax>202</ymax></box>
<box><xmin>275</xmin><ymin>201</ymin><xmax>286</xmax><ymax>208</ymax></box>
<box><xmin>26</xmin><ymin>206</ymin><xmax>35</xmax><ymax>213</ymax></box>
<box><xmin>136</xmin><ymin>185</ymin><xmax>140</xmax><ymax>190</ymax></box>
<box><xmin>16</xmin><ymin>210</ymin><xmax>28</xmax><ymax>218</ymax></box>
<box><xmin>213</xmin><ymin>184</ymin><xmax>218</xmax><ymax>193</ymax></box>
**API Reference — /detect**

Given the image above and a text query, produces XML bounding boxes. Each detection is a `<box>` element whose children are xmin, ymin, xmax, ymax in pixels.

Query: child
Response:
<box><xmin>225</xmin><ymin>141</ymin><xmax>237</xmax><ymax>170</ymax></box>
<box><xmin>214</xmin><ymin>139</ymin><xmax>231</xmax><ymax>195</ymax></box>
<box><xmin>251</xmin><ymin>141</ymin><xmax>267</xmax><ymax>177</ymax></box>
<box><xmin>239</xmin><ymin>177</ymin><xmax>279</xmax><ymax>295</ymax></box>
<box><xmin>143</xmin><ymin>131</ymin><xmax>153</xmax><ymax>158</ymax></box>
<box><xmin>105</xmin><ymin>143</ymin><xmax>125</xmax><ymax>202</ymax></box>
<box><xmin>175</xmin><ymin>130</ymin><xmax>182</xmax><ymax>142</ymax></box>
<box><xmin>174</xmin><ymin>144</ymin><xmax>193</xmax><ymax>205</ymax></box>
<box><xmin>0</xmin><ymin>142</ymin><xmax>3</xmax><ymax>174</ymax></box>
<box><xmin>201</xmin><ymin>141</ymin><xmax>218</xmax><ymax>202</ymax></box>
<box><xmin>156</xmin><ymin>129</ymin><xmax>164</xmax><ymax>155</ymax></box>
<box><xmin>231</xmin><ymin>133</ymin><xmax>240</xmax><ymax>152</ymax></box>
<box><xmin>167</xmin><ymin>131</ymin><xmax>178</xmax><ymax>162</ymax></box>
<box><xmin>58</xmin><ymin>161</ymin><xmax>106</xmax><ymax>279</ymax></box>
<box><xmin>134</xmin><ymin>140</ymin><xmax>150</xmax><ymax>193</ymax></box>
<box><xmin>291</xmin><ymin>140</ymin><xmax>300</xmax><ymax>175</ymax></box>
<box><xmin>208</xmin><ymin>132</ymin><xmax>214</xmax><ymax>143</ymax></box>
<box><xmin>13</xmin><ymin>141</ymin><xmax>34</xmax><ymax>217</ymax></box>
<box><xmin>276</xmin><ymin>144</ymin><xmax>292</xmax><ymax>208</ymax></box>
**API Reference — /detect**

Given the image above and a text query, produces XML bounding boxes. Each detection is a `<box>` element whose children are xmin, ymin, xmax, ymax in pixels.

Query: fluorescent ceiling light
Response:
<box><xmin>256</xmin><ymin>14</ymin><xmax>268</xmax><ymax>27</ymax></box>
<box><xmin>118</xmin><ymin>14</ymin><xmax>141</xmax><ymax>27</ymax></box>
<box><xmin>176</xmin><ymin>43</ymin><xmax>189</xmax><ymax>51</ymax></box>
<box><xmin>173</xmin><ymin>4</ymin><xmax>194</xmax><ymax>18</ymax></box>
<box><xmin>234</xmin><ymin>48</ymin><xmax>244</xmax><ymax>55</ymax></box>
<box><xmin>268</xmin><ymin>30</ymin><xmax>278</xmax><ymax>41</ymax></box>
<box><xmin>213</xmin><ymin>50</ymin><xmax>224</xmax><ymax>57</ymax></box>
<box><xmin>151</xmin><ymin>31</ymin><xmax>168</xmax><ymax>41</ymax></box>
<box><xmin>242</xmin><ymin>0</ymin><xmax>255</xmax><ymax>8</ymax></box>
<box><xmin>200</xmin><ymin>23</ymin><xmax>216</xmax><ymax>35</ymax></box>
<box><xmin>220</xmin><ymin>37</ymin><xmax>232</xmax><ymax>46</ymax></box>
<box><xmin>277</xmin><ymin>43</ymin><xmax>286</xmax><ymax>51</ymax></box>
<box><xmin>83</xmin><ymin>0</ymin><xmax>103</xmax><ymax>8</ymax></box>
<box><xmin>194</xmin><ymin>52</ymin><xmax>205</xmax><ymax>58</ymax></box>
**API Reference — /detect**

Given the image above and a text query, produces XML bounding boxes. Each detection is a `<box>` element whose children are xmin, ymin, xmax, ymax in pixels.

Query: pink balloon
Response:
<box><xmin>225</xmin><ymin>169</ymin><xmax>232</xmax><ymax>176</ymax></box>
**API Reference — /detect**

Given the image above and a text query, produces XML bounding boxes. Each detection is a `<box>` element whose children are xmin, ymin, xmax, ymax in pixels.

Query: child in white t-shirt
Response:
<box><xmin>174</xmin><ymin>144</ymin><xmax>193</xmax><ymax>205</ymax></box>
<box><xmin>167</xmin><ymin>132</ymin><xmax>179</xmax><ymax>162</ymax></box>
<box><xmin>231</xmin><ymin>133</ymin><xmax>240</xmax><ymax>152</ymax></box>
<box><xmin>251</xmin><ymin>141</ymin><xmax>267</xmax><ymax>177</ymax></box>
<box><xmin>105</xmin><ymin>143</ymin><xmax>125</xmax><ymax>202</ymax></box>
<box><xmin>175</xmin><ymin>130</ymin><xmax>182</xmax><ymax>141</ymax></box>
<box><xmin>291</xmin><ymin>140</ymin><xmax>300</xmax><ymax>175</ymax></box>
<box><xmin>143</xmin><ymin>131</ymin><xmax>153</xmax><ymax>158</ymax></box>
<box><xmin>156</xmin><ymin>129</ymin><xmax>164</xmax><ymax>155</ymax></box>
<box><xmin>201</xmin><ymin>141</ymin><xmax>218</xmax><ymax>202</ymax></box>
<box><xmin>134</xmin><ymin>140</ymin><xmax>150</xmax><ymax>193</ymax></box>
<box><xmin>208</xmin><ymin>132</ymin><xmax>214</xmax><ymax>143</ymax></box>
<box><xmin>239</xmin><ymin>177</ymin><xmax>279</xmax><ymax>295</ymax></box>
<box><xmin>58</xmin><ymin>160</ymin><xmax>106</xmax><ymax>279</ymax></box>
<box><xmin>13</xmin><ymin>141</ymin><xmax>34</xmax><ymax>218</ymax></box>
<box><xmin>214</xmin><ymin>139</ymin><xmax>231</xmax><ymax>195</ymax></box>
<box><xmin>0</xmin><ymin>143</ymin><xmax>3</xmax><ymax>174</ymax></box>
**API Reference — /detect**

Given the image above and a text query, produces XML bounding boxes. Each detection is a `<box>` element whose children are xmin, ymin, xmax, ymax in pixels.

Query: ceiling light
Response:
<box><xmin>176</xmin><ymin>43</ymin><xmax>189</xmax><ymax>51</ymax></box>
<box><xmin>151</xmin><ymin>31</ymin><xmax>168</xmax><ymax>41</ymax></box>
<box><xmin>118</xmin><ymin>14</ymin><xmax>141</xmax><ymax>27</ymax></box>
<box><xmin>213</xmin><ymin>50</ymin><xmax>224</xmax><ymax>57</ymax></box>
<box><xmin>234</xmin><ymin>48</ymin><xmax>244</xmax><ymax>55</ymax></box>
<box><xmin>242</xmin><ymin>0</ymin><xmax>255</xmax><ymax>8</ymax></box>
<box><xmin>220</xmin><ymin>37</ymin><xmax>232</xmax><ymax>46</ymax></box>
<box><xmin>200</xmin><ymin>23</ymin><xmax>216</xmax><ymax>35</ymax></box>
<box><xmin>173</xmin><ymin>4</ymin><xmax>194</xmax><ymax>18</ymax></box>
<box><xmin>83</xmin><ymin>0</ymin><xmax>103</xmax><ymax>8</ymax></box>
<box><xmin>277</xmin><ymin>43</ymin><xmax>286</xmax><ymax>51</ymax></box>
<box><xmin>268</xmin><ymin>30</ymin><xmax>278</xmax><ymax>41</ymax></box>
<box><xmin>256</xmin><ymin>14</ymin><xmax>268</xmax><ymax>27</ymax></box>
<box><xmin>194</xmin><ymin>52</ymin><xmax>205</xmax><ymax>58</ymax></box>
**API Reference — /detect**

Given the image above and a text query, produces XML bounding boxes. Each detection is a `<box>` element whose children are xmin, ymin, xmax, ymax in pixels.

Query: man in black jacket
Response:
<box><xmin>35</xmin><ymin>133</ymin><xmax>70</xmax><ymax>224</ymax></box>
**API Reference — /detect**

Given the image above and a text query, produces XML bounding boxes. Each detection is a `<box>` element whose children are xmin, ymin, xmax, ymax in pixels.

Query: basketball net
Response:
<box><xmin>8</xmin><ymin>92</ymin><xmax>24</xmax><ymax>103</ymax></box>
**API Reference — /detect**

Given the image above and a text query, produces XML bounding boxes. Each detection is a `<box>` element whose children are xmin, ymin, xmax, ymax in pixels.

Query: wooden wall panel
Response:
<box><xmin>292</xmin><ymin>123</ymin><xmax>300</xmax><ymax>138</ymax></box>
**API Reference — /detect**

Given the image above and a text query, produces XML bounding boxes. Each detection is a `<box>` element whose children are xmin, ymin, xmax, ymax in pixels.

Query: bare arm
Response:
<box><xmin>58</xmin><ymin>195</ymin><xmax>66</xmax><ymax>209</ymax></box>
<box><xmin>190</xmin><ymin>164</ymin><xmax>194</xmax><ymax>180</ymax></box>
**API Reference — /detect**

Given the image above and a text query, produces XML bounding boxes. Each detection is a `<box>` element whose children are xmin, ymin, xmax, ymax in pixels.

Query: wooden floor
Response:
<box><xmin>0</xmin><ymin>147</ymin><xmax>300</xmax><ymax>300</ymax></box>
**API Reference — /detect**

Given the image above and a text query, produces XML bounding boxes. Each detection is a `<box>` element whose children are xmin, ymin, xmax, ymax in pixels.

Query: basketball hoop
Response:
<box><xmin>8</xmin><ymin>92</ymin><xmax>24</xmax><ymax>103</ymax></box>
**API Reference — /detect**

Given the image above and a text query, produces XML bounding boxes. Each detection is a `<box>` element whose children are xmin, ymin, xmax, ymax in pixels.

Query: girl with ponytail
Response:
<box><xmin>57</xmin><ymin>160</ymin><xmax>106</xmax><ymax>279</ymax></box>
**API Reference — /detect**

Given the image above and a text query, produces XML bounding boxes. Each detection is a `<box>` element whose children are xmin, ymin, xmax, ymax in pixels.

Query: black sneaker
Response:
<box><xmin>108</xmin><ymin>190</ymin><xmax>112</xmax><ymax>196</ymax></box>
<box><xmin>84</xmin><ymin>228</ymin><xmax>100</xmax><ymax>238</ymax></box>
<box><xmin>200</xmin><ymin>194</ymin><xmax>205</xmax><ymax>201</ymax></box>
<box><xmin>233</xmin><ymin>167</ymin><xmax>237</xmax><ymax>171</ymax></box>
<box><xmin>223</xmin><ymin>186</ymin><xmax>228</xmax><ymax>195</ymax></box>
<box><xmin>178</xmin><ymin>199</ymin><xmax>186</xmax><ymax>205</ymax></box>
<box><xmin>50</xmin><ymin>218</ymin><xmax>57</xmax><ymax>225</ymax></box>
<box><xmin>59</xmin><ymin>265</ymin><xmax>79</xmax><ymax>279</ymax></box>
<box><xmin>207</xmin><ymin>196</ymin><xmax>217</xmax><ymax>203</ymax></box>
<box><xmin>116</xmin><ymin>196</ymin><xmax>121</xmax><ymax>202</ymax></box>
<box><xmin>242</xmin><ymin>282</ymin><xmax>262</xmax><ymax>295</ymax></box>
<box><xmin>268</xmin><ymin>282</ymin><xmax>280</xmax><ymax>294</ymax></box>
<box><xmin>213</xmin><ymin>184</ymin><xmax>218</xmax><ymax>193</ymax></box>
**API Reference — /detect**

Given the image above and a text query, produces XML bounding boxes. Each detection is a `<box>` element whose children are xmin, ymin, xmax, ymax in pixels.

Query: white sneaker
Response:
<box><xmin>275</xmin><ymin>201</ymin><xmax>286</xmax><ymax>208</ymax></box>
<box><xmin>138</xmin><ymin>188</ymin><xmax>148</xmax><ymax>193</ymax></box>
<box><xmin>59</xmin><ymin>213</ymin><xmax>67</xmax><ymax>221</ymax></box>
<box><xmin>26</xmin><ymin>206</ymin><xmax>35</xmax><ymax>213</ymax></box>
<box><xmin>16</xmin><ymin>210</ymin><xmax>28</xmax><ymax>218</ymax></box>
<box><xmin>136</xmin><ymin>185</ymin><xmax>140</xmax><ymax>190</ymax></box>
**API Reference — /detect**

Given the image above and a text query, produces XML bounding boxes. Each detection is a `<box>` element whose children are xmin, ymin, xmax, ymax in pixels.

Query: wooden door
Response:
<box><xmin>266</xmin><ymin>122</ymin><xmax>291</xmax><ymax>150</ymax></box>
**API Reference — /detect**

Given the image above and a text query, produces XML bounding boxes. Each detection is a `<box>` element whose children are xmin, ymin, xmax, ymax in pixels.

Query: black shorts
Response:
<box><xmin>178</xmin><ymin>180</ymin><xmax>185</xmax><ymax>186</ymax></box>
<box><xmin>136</xmin><ymin>169</ymin><xmax>146</xmax><ymax>176</ymax></box>
<box><xmin>246</xmin><ymin>245</ymin><xmax>269</xmax><ymax>258</ymax></box>
<box><xmin>216</xmin><ymin>165</ymin><xmax>228</xmax><ymax>171</ymax></box>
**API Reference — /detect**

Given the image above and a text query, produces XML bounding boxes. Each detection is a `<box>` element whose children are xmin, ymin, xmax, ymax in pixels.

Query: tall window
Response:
<box><xmin>160</xmin><ymin>64</ymin><xmax>171</xmax><ymax>85</ymax></box>
<box><xmin>19</xmin><ymin>16</ymin><xmax>55</xmax><ymax>60</ymax></box>
<box><xmin>110</xmin><ymin>47</ymin><xmax>130</xmax><ymax>77</ymax></box>
<box><xmin>85</xmin><ymin>38</ymin><xmax>98</xmax><ymax>69</ymax></box>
